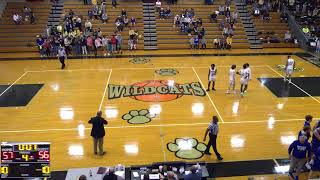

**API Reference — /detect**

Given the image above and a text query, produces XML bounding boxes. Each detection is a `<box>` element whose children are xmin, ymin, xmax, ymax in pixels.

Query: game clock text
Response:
<box><xmin>1</xmin><ymin>142</ymin><xmax>50</xmax><ymax>178</ymax></box>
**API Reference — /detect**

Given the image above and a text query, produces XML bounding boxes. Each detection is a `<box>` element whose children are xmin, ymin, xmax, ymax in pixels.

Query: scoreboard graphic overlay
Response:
<box><xmin>1</xmin><ymin>142</ymin><xmax>50</xmax><ymax>178</ymax></box>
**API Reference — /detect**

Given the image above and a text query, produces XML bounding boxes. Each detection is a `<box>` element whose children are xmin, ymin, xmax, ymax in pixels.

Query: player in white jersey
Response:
<box><xmin>207</xmin><ymin>64</ymin><xmax>217</xmax><ymax>91</ymax></box>
<box><xmin>237</xmin><ymin>63</ymin><xmax>251</xmax><ymax>96</ymax></box>
<box><xmin>284</xmin><ymin>55</ymin><xmax>295</xmax><ymax>83</ymax></box>
<box><xmin>226</xmin><ymin>64</ymin><xmax>236</xmax><ymax>94</ymax></box>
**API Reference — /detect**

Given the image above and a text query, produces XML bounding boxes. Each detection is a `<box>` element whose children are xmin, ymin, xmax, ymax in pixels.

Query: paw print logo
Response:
<box><xmin>155</xmin><ymin>69</ymin><xmax>179</xmax><ymax>76</ymax></box>
<box><xmin>275</xmin><ymin>64</ymin><xmax>304</xmax><ymax>72</ymax></box>
<box><xmin>167</xmin><ymin>138</ymin><xmax>207</xmax><ymax>160</ymax></box>
<box><xmin>129</xmin><ymin>57</ymin><xmax>151</xmax><ymax>64</ymax></box>
<box><xmin>122</xmin><ymin>109</ymin><xmax>155</xmax><ymax>124</ymax></box>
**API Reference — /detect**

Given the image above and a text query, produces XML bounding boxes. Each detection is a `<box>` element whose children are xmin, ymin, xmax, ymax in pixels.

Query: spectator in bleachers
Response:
<box><xmin>101</xmin><ymin>35</ymin><xmax>108</xmax><ymax>55</ymax></box>
<box><xmin>213</xmin><ymin>38</ymin><xmax>219</xmax><ymax>49</ymax></box>
<box><xmin>205</xmin><ymin>0</ymin><xmax>213</xmax><ymax>5</ymax></box>
<box><xmin>111</xmin><ymin>35</ymin><xmax>117</xmax><ymax>54</ymax></box>
<box><xmin>164</xmin><ymin>7</ymin><xmax>172</xmax><ymax>18</ymax></box>
<box><xmin>36</xmin><ymin>35</ymin><xmax>44</xmax><ymax>57</ymax></box>
<box><xmin>210</xmin><ymin>11</ymin><xmax>218</xmax><ymax>23</ymax></box>
<box><xmin>112</xmin><ymin>0</ymin><xmax>117</xmax><ymax>8</ymax></box>
<box><xmin>100</xmin><ymin>2</ymin><xmax>106</xmax><ymax>15</ymax></box>
<box><xmin>74</xmin><ymin>36</ymin><xmax>82</xmax><ymax>56</ymax></box>
<box><xmin>302</xmin><ymin>25</ymin><xmax>310</xmax><ymax>36</ymax></box>
<box><xmin>85</xmin><ymin>19</ymin><xmax>92</xmax><ymax>31</ymax></box>
<box><xmin>94</xmin><ymin>36</ymin><xmax>102</xmax><ymax>56</ymax></box>
<box><xmin>156</xmin><ymin>0</ymin><xmax>161</xmax><ymax>12</ymax></box>
<box><xmin>189</xmin><ymin>36</ymin><xmax>194</xmax><ymax>49</ymax></box>
<box><xmin>201</xmin><ymin>37</ymin><xmax>207</xmax><ymax>49</ymax></box>
<box><xmin>284</xmin><ymin>30</ymin><xmax>292</xmax><ymax>43</ymax></box>
<box><xmin>23</xmin><ymin>6</ymin><xmax>31</xmax><ymax>17</ymax></box>
<box><xmin>29</xmin><ymin>11</ymin><xmax>36</xmax><ymax>24</ymax></box>
<box><xmin>219</xmin><ymin>20</ymin><xmax>225</xmax><ymax>30</ymax></box>
<box><xmin>123</xmin><ymin>16</ymin><xmax>129</xmax><ymax>26</ymax></box>
<box><xmin>316</xmin><ymin>38</ymin><xmax>320</xmax><ymax>53</ymax></box>
<box><xmin>101</xmin><ymin>13</ymin><xmax>108</xmax><ymax>24</ymax></box>
<box><xmin>225</xmin><ymin>5</ymin><xmax>231</xmax><ymax>17</ymax></box>
<box><xmin>88</xmin><ymin>10</ymin><xmax>94</xmax><ymax>20</ymax></box>
<box><xmin>80</xmin><ymin>35</ymin><xmax>88</xmax><ymax>55</ymax></box>
<box><xmin>86</xmin><ymin>35</ymin><xmax>94</xmax><ymax>54</ymax></box>
<box><xmin>43</xmin><ymin>37</ymin><xmax>52</xmax><ymax>57</ymax></box>
<box><xmin>13</xmin><ymin>13</ymin><xmax>22</xmax><ymax>24</ymax></box>
<box><xmin>226</xmin><ymin>35</ymin><xmax>232</xmax><ymax>49</ymax></box>
<box><xmin>130</xmin><ymin>17</ymin><xmax>136</xmax><ymax>27</ymax></box>
<box><xmin>253</xmin><ymin>6</ymin><xmax>260</xmax><ymax>18</ymax></box>
<box><xmin>190</xmin><ymin>8</ymin><xmax>195</xmax><ymax>18</ymax></box>
<box><xmin>221</xmin><ymin>35</ymin><xmax>227</xmax><ymax>49</ymax></box>
<box><xmin>194</xmin><ymin>35</ymin><xmax>199</xmax><ymax>49</ymax></box>
<box><xmin>262</xmin><ymin>10</ymin><xmax>271</xmax><ymax>22</ymax></box>
<box><xmin>159</xmin><ymin>8</ymin><xmax>165</xmax><ymax>20</ymax></box>
<box><xmin>232</xmin><ymin>11</ymin><xmax>238</xmax><ymax>22</ymax></box>
<box><xmin>121</xmin><ymin>9</ymin><xmax>127</xmax><ymax>17</ymax></box>
<box><xmin>280</xmin><ymin>11</ymin><xmax>287</xmax><ymax>23</ymax></box>
<box><xmin>64</xmin><ymin>36</ymin><xmax>72</xmax><ymax>55</ymax></box>
<box><xmin>93</xmin><ymin>5</ymin><xmax>99</xmax><ymax>19</ymax></box>
<box><xmin>116</xmin><ymin>33</ymin><xmax>123</xmax><ymax>54</ymax></box>
<box><xmin>115</xmin><ymin>19</ymin><xmax>123</xmax><ymax>31</ymax></box>
<box><xmin>219</xmin><ymin>5</ymin><xmax>225</xmax><ymax>15</ymax></box>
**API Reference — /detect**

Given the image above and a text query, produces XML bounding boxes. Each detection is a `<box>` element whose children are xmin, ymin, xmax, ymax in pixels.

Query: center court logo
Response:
<box><xmin>108</xmin><ymin>80</ymin><xmax>206</xmax><ymax>102</ymax></box>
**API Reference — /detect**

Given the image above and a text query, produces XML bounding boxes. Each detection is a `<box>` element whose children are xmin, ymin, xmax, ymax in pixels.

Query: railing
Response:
<box><xmin>282</xmin><ymin>6</ymin><xmax>312</xmax><ymax>51</ymax></box>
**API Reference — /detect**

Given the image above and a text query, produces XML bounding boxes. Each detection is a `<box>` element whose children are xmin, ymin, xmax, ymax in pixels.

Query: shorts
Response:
<box><xmin>229</xmin><ymin>79</ymin><xmax>235</xmax><ymax>85</ymax></box>
<box><xmin>286</xmin><ymin>68</ymin><xmax>293</xmax><ymax>75</ymax></box>
<box><xmin>289</xmin><ymin>156</ymin><xmax>307</xmax><ymax>173</ymax></box>
<box><xmin>209</xmin><ymin>76</ymin><xmax>216</xmax><ymax>81</ymax></box>
<box><xmin>240</xmin><ymin>78</ymin><xmax>248</xmax><ymax>85</ymax></box>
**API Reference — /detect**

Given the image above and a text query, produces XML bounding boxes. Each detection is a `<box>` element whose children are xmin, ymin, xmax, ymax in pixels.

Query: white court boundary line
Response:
<box><xmin>98</xmin><ymin>69</ymin><xmax>113</xmax><ymax>111</ymax></box>
<box><xmin>192</xmin><ymin>67</ymin><xmax>225</xmax><ymax>123</ymax></box>
<box><xmin>0</xmin><ymin>71</ymin><xmax>28</xmax><ymax>97</ymax></box>
<box><xmin>0</xmin><ymin>118</ymin><xmax>314</xmax><ymax>134</ymax></box>
<box><xmin>25</xmin><ymin>65</ymin><xmax>267</xmax><ymax>73</ymax></box>
<box><xmin>273</xmin><ymin>159</ymin><xmax>280</xmax><ymax>167</ymax></box>
<box><xmin>266</xmin><ymin>65</ymin><xmax>320</xmax><ymax>104</ymax></box>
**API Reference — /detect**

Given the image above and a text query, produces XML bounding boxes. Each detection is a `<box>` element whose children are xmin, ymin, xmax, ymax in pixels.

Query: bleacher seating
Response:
<box><xmin>156</xmin><ymin>0</ymin><xmax>250</xmax><ymax>49</ymax></box>
<box><xmin>248</xmin><ymin>7</ymin><xmax>299</xmax><ymax>48</ymax></box>
<box><xmin>0</xmin><ymin>0</ymin><xmax>51</xmax><ymax>53</ymax></box>
<box><xmin>63</xmin><ymin>0</ymin><xmax>144</xmax><ymax>50</ymax></box>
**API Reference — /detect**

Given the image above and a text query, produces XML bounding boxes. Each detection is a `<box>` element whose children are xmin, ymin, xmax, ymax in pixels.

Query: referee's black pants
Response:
<box><xmin>59</xmin><ymin>56</ymin><xmax>65</xmax><ymax>69</ymax></box>
<box><xmin>205</xmin><ymin>133</ymin><xmax>221</xmax><ymax>158</ymax></box>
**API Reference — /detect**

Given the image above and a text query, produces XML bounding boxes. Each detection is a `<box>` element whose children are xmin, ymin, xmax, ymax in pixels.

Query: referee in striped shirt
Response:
<box><xmin>203</xmin><ymin>116</ymin><xmax>223</xmax><ymax>160</ymax></box>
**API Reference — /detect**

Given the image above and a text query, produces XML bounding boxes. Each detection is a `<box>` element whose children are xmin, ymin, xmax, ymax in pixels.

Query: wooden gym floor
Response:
<box><xmin>0</xmin><ymin>52</ymin><xmax>319</xmax><ymax>179</ymax></box>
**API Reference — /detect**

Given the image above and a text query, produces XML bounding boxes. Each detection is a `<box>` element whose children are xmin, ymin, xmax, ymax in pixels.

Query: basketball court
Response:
<box><xmin>0</xmin><ymin>54</ymin><xmax>319</xmax><ymax>177</ymax></box>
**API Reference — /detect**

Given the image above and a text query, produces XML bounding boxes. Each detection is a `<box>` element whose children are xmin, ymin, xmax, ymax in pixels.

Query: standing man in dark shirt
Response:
<box><xmin>88</xmin><ymin>111</ymin><xmax>108</xmax><ymax>156</ymax></box>
<box><xmin>288</xmin><ymin>135</ymin><xmax>311</xmax><ymax>180</ymax></box>
<box><xmin>203</xmin><ymin>116</ymin><xmax>223</xmax><ymax>160</ymax></box>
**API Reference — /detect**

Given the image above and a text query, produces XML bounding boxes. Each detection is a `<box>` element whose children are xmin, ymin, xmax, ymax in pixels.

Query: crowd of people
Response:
<box><xmin>36</xmin><ymin>2</ymin><xmax>140</xmax><ymax>58</ymax></box>
<box><xmin>12</xmin><ymin>6</ymin><xmax>35</xmax><ymax>24</ymax></box>
<box><xmin>245</xmin><ymin>0</ymin><xmax>300</xmax><ymax>45</ymax></box>
<box><xmin>288</xmin><ymin>115</ymin><xmax>320</xmax><ymax>179</ymax></box>
<box><xmin>166</xmin><ymin>0</ymin><xmax>236</xmax><ymax>50</ymax></box>
<box><xmin>283</xmin><ymin>0</ymin><xmax>320</xmax><ymax>52</ymax></box>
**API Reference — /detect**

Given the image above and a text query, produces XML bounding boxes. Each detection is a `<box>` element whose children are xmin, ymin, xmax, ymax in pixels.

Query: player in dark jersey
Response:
<box><xmin>309</xmin><ymin>146</ymin><xmax>320</xmax><ymax>179</ymax></box>
<box><xmin>298</xmin><ymin>126</ymin><xmax>311</xmax><ymax>141</ymax></box>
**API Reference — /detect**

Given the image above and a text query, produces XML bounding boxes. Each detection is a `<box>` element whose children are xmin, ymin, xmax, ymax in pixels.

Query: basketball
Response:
<box><xmin>130</xmin><ymin>80</ymin><xmax>183</xmax><ymax>102</ymax></box>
